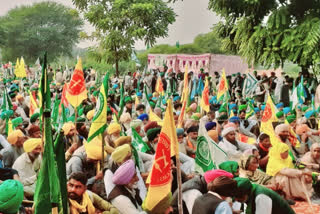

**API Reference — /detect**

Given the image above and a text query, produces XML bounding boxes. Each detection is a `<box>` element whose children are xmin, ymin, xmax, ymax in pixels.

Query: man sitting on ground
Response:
<box><xmin>67</xmin><ymin>172</ymin><xmax>119</xmax><ymax>214</ymax></box>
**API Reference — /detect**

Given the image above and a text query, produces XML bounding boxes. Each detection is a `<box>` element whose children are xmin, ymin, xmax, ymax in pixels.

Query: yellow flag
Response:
<box><xmin>217</xmin><ymin>69</ymin><xmax>228</xmax><ymax>101</ymax></box>
<box><xmin>155</xmin><ymin>77</ymin><xmax>164</xmax><ymax>96</ymax></box>
<box><xmin>19</xmin><ymin>57</ymin><xmax>27</xmax><ymax>78</ymax></box>
<box><xmin>8</xmin><ymin>119</ymin><xmax>13</xmax><ymax>136</ymax></box>
<box><xmin>181</xmin><ymin>65</ymin><xmax>189</xmax><ymax>103</ymax></box>
<box><xmin>143</xmin><ymin>100</ymin><xmax>178</xmax><ymax>211</ymax></box>
<box><xmin>15</xmin><ymin>58</ymin><xmax>20</xmax><ymax>73</ymax></box>
<box><xmin>200</xmin><ymin>78</ymin><xmax>210</xmax><ymax>112</ymax></box>
<box><xmin>229</xmin><ymin>110</ymin><xmax>235</xmax><ymax>118</ymax></box>
<box><xmin>87</xmin><ymin>73</ymin><xmax>109</xmax><ymax>143</ymax></box>
<box><xmin>15</xmin><ymin>57</ymin><xmax>27</xmax><ymax>78</ymax></box>
<box><xmin>260</xmin><ymin>94</ymin><xmax>280</xmax><ymax>146</ymax></box>
<box><xmin>149</xmin><ymin>109</ymin><xmax>163</xmax><ymax>126</ymax></box>
<box><xmin>135</xmin><ymin>96</ymin><xmax>140</xmax><ymax>109</ymax></box>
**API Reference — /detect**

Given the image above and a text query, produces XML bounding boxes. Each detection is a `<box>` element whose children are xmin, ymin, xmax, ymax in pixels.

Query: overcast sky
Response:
<box><xmin>0</xmin><ymin>0</ymin><xmax>220</xmax><ymax>50</ymax></box>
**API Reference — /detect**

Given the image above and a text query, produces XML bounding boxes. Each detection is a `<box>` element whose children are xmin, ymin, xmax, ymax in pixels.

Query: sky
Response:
<box><xmin>0</xmin><ymin>0</ymin><xmax>220</xmax><ymax>50</ymax></box>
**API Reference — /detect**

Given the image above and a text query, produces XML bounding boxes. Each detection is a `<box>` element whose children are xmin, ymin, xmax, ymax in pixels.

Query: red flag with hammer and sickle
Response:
<box><xmin>66</xmin><ymin>58</ymin><xmax>87</xmax><ymax>108</ymax></box>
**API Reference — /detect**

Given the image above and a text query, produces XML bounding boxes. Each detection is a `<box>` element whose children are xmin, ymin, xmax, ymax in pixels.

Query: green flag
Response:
<box><xmin>34</xmin><ymin>52</ymin><xmax>60</xmax><ymax>213</ymax></box>
<box><xmin>54</xmin><ymin>130</ymin><xmax>68</xmax><ymax>214</ymax></box>
<box><xmin>131</xmin><ymin>128</ymin><xmax>150</xmax><ymax>153</ymax></box>
<box><xmin>87</xmin><ymin>73</ymin><xmax>109</xmax><ymax>143</ymax></box>
<box><xmin>1</xmin><ymin>88</ymin><xmax>12</xmax><ymax>112</ymax></box>
<box><xmin>51</xmin><ymin>94</ymin><xmax>60</xmax><ymax>129</ymax></box>
<box><xmin>245</xmin><ymin>100</ymin><xmax>255</xmax><ymax>119</ymax></box>
<box><xmin>195</xmin><ymin>120</ymin><xmax>227</xmax><ymax>173</ymax></box>
<box><xmin>118</xmin><ymin>82</ymin><xmax>125</xmax><ymax>118</ymax></box>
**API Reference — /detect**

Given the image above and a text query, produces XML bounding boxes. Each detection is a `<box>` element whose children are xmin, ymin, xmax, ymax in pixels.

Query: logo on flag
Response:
<box><xmin>93</xmin><ymin>92</ymin><xmax>104</xmax><ymax>121</ymax></box>
<box><xmin>243</xmin><ymin>73</ymin><xmax>258</xmax><ymax>96</ymax></box>
<box><xmin>150</xmin><ymin>132</ymin><xmax>171</xmax><ymax>186</ymax></box>
<box><xmin>195</xmin><ymin>136</ymin><xmax>214</xmax><ymax>172</ymax></box>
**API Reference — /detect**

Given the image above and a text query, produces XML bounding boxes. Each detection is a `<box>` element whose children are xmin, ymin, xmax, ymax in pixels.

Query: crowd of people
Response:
<box><xmin>1</xmin><ymin>63</ymin><xmax>320</xmax><ymax>214</ymax></box>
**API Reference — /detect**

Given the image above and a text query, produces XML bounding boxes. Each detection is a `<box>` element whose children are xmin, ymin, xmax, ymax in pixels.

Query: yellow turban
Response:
<box><xmin>62</xmin><ymin>122</ymin><xmax>75</xmax><ymax>136</ymax></box>
<box><xmin>7</xmin><ymin>130</ymin><xmax>24</xmax><ymax>145</ymax></box>
<box><xmin>111</xmin><ymin>144</ymin><xmax>131</xmax><ymax>164</ymax></box>
<box><xmin>23</xmin><ymin>138</ymin><xmax>42</xmax><ymax>153</ymax></box>
<box><xmin>114</xmin><ymin>136</ymin><xmax>132</xmax><ymax>148</ymax></box>
<box><xmin>86</xmin><ymin>110</ymin><xmax>95</xmax><ymax>121</ymax></box>
<box><xmin>107</xmin><ymin>123</ymin><xmax>121</xmax><ymax>135</ymax></box>
<box><xmin>84</xmin><ymin>138</ymin><xmax>106</xmax><ymax>160</ymax></box>
<box><xmin>16</xmin><ymin>94</ymin><xmax>23</xmax><ymax>100</ymax></box>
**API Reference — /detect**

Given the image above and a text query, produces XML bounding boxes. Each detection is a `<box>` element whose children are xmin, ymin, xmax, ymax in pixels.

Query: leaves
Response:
<box><xmin>209</xmin><ymin>0</ymin><xmax>320</xmax><ymax>71</ymax></box>
<box><xmin>0</xmin><ymin>2</ymin><xmax>83</xmax><ymax>62</ymax></box>
<box><xmin>73</xmin><ymin>0</ymin><xmax>176</xmax><ymax>75</ymax></box>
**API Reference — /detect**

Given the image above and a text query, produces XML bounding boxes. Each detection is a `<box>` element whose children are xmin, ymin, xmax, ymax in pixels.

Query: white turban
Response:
<box><xmin>274</xmin><ymin>124</ymin><xmax>289</xmax><ymax>135</ymax></box>
<box><xmin>221</xmin><ymin>127</ymin><xmax>236</xmax><ymax>137</ymax></box>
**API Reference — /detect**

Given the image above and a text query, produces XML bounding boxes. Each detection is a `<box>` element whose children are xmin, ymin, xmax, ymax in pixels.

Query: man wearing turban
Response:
<box><xmin>12</xmin><ymin>138</ymin><xmax>42</xmax><ymax>197</ymax></box>
<box><xmin>66</xmin><ymin>138</ymin><xmax>108</xmax><ymax>198</ymax></box>
<box><xmin>234</xmin><ymin>178</ymin><xmax>295</xmax><ymax>214</ymax></box>
<box><xmin>1</xmin><ymin>130</ymin><xmax>27</xmax><ymax>168</ymax></box>
<box><xmin>192</xmin><ymin>176</ymin><xmax>237</xmax><ymax>214</ymax></box>
<box><xmin>62</xmin><ymin>122</ymin><xmax>83</xmax><ymax>161</ymax></box>
<box><xmin>108</xmin><ymin>160</ymin><xmax>144</xmax><ymax>213</ymax></box>
<box><xmin>126</xmin><ymin>119</ymin><xmax>144</xmax><ymax>137</ymax></box>
<box><xmin>218</xmin><ymin>125</ymin><xmax>256</xmax><ymax>161</ymax></box>
<box><xmin>67</xmin><ymin>172</ymin><xmax>118</xmax><ymax>214</ymax></box>
<box><xmin>172</xmin><ymin>169</ymin><xmax>233</xmax><ymax>213</ymax></box>
<box><xmin>0</xmin><ymin>179</ymin><xmax>24</xmax><ymax>214</ymax></box>
<box><xmin>105</xmin><ymin>123</ymin><xmax>122</xmax><ymax>154</ymax></box>
<box><xmin>146</xmin><ymin>127</ymin><xmax>161</xmax><ymax>154</ymax></box>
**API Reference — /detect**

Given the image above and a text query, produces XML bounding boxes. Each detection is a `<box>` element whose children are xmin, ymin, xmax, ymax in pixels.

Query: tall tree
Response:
<box><xmin>0</xmin><ymin>2</ymin><xmax>83</xmax><ymax>62</ymax></box>
<box><xmin>72</xmin><ymin>0</ymin><xmax>176</xmax><ymax>76</ymax></box>
<box><xmin>209</xmin><ymin>0</ymin><xmax>320</xmax><ymax>72</ymax></box>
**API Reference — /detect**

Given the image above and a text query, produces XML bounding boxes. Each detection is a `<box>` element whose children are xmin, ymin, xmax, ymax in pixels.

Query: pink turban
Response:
<box><xmin>112</xmin><ymin>159</ymin><xmax>136</xmax><ymax>185</ymax></box>
<box><xmin>223</xmin><ymin>122</ymin><xmax>237</xmax><ymax>129</ymax></box>
<box><xmin>190</xmin><ymin>103</ymin><xmax>197</xmax><ymax>111</ymax></box>
<box><xmin>204</xmin><ymin>169</ymin><xmax>233</xmax><ymax>184</ymax></box>
<box><xmin>295</xmin><ymin>124</ymin><xmax>310</xmax><ymax>135</ymax></box>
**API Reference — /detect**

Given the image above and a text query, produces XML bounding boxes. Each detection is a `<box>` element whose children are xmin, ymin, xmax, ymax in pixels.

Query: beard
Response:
<box><xmin>68</xmin><ymin>135</ymin><xmax>79</xmax><ymax>144</ymax></box>
<box><xmin>68</xmin><ymin>192</ymin><xmax>82</xmax><ymax>201</ymax></box>
<box><xmin>28</xmin><ymin>152</ymin><xmax>40</xmax><ymax>160</ymax></box>
<box><xmin>127</xmin><ymin>181</ymin><xmax>139</xmax><ymax>190</ymax></box>
<box><xmin>279</xmin><ymin>135</ymin><xmax>288</xmax><ymax>142</ymax></box>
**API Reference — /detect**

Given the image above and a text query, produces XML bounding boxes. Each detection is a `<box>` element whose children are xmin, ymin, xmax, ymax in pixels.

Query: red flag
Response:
<box><xmin>66</xmin><ymin>58</ymin><xmax>87</xmax><ymax>108</ymax></box>
<box><xmin>61</xmin><ymin>83</ymin><xmax>69</xmax><ymax>107</ymax></box>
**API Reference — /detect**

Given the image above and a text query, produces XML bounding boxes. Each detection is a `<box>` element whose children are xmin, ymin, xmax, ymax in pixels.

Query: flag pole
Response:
<box><xmin>101</xmin><ymin>133</ymin><xmax>105</xmax><ymax>172</ymax></box>
<box><xmin>74</xmin><ymin>107</ymin><xmax>78</xmax><ymax>124</ymax></box>
<box><xmin>175</xmin><ymin>153</ymin><xmax>183</xmax><ymax>214</ymax></box>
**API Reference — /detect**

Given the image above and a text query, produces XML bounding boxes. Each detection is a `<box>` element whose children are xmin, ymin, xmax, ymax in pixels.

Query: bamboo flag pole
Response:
<box><xmin>175</xmin><ymin>153</ymin><xmax>183</xmax><ymax>214</ymax></box>
<box><xmin>101</xmin><ymin>133</ymin><xmax>105</xmax><ymax>171</ymax></box>
<box><xmin>301</xmin><ymin>181</ymin><xmax>315</xmax><ymax>214</ymax></box>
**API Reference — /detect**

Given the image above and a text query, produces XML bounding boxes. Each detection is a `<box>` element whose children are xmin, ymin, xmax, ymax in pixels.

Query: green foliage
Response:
<box><xmin>0</xmin><ymin>1</ymin><xmax>83</xmax><ymax>63</ymax></box>
<box><xmin>72</xmin><ymin>0</ymin><xmax>176</xmax><ymax>76</ymax></box>
<box><xmin>210</xmin><ymin>0</ymin><xmax>320</xmax><ymax>72</ymax></box>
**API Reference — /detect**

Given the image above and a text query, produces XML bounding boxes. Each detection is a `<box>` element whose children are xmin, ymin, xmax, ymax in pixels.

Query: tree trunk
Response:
<box><xmin>301</xmin><ymin>65</ymin><xmax>310</xmax><ymax>76</ymax></box>
<box><xmin>115</xmin><ymin>60</ymin><xmax>119</xmax><ymax>77</ymax></box>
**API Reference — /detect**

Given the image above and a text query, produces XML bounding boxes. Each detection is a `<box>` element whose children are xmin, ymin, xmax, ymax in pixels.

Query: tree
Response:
<box><xmin>209</xmin><ymin>0</ymin><xmax>320</xmax><ymax>73</ymax></box>
<box><xmin>0</xmin><ymin>2</ymin><xmax>83</xmax><ymax>62</ymax></box>
<box><xmin>194</xmin><ymin>31</ymin><xmax>235</xmax><ymax>55</ymax></box>
<box><xmin>72</xmin><ymin>0</ymin><xmax>176</xmax><ymax>76</ymax></box>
